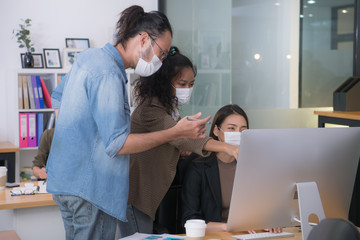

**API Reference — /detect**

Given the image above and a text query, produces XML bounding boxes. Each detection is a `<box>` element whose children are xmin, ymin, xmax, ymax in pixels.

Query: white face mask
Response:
<box><xmin>175</xmin><ymin>87</ymin><xmax>193</xmax><ymax>106</ymax></box>
<box><xmin>134</xmin><ymin>40</ymin><xmax>162</xmax><ymax>77</ymax></box>
<box><xmin>222</xmin><ymin>131</ymin><xmax>242</xmax><ymax>146</ymax></box>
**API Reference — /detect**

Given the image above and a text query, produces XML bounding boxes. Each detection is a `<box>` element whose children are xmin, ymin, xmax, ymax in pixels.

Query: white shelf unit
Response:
<box><xmin>14</xmin><ymin>69</ymin><xmax>67</xmax><ymax>182</ymax></box>
<box><xmin>12</xmin><ymin>68</ymin><xmax>137</xmax><ymax>182</ymax></box>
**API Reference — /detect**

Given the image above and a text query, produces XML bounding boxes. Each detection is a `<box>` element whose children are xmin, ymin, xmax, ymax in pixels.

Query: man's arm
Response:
<box><xmin>117</xmin><ymin>113</ymin><xmax>211</xmax><ymax>155</ymax></box>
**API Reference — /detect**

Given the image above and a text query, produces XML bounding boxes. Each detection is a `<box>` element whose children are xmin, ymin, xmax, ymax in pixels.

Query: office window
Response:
<box><xmin>160</xmin><ymin>0</ymin><xmax>356</xmax><ymax>112</ymax></box>
<box><xmin>161</xmin><ymin>0</ymin><xmax>298</xmax><ymax>112</ymax></box>
<box><xmin>231</xmin><ymin>0</ymin><xmax>299</xmax><ymax>109</ymax></box>
<box><xmin>160</xmin><ymin>0</ymin><xmax>232</xmax><ymax>122</ymax></box>
<box><xmin>300</xmin><ymin>0</ymin><xmax>355</xmax><ymax>107</ymax></box>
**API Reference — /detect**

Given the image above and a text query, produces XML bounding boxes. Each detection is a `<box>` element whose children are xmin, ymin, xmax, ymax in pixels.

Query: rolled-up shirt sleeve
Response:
<box><xmin>88</xmin><ymin>72</ymin><xmax>130</xmax><ymax>158</ymax></box>
<box><xmin>51</xmin><ymin>73</ymin><xmax>68</xmax><ymax>109</ymax></box>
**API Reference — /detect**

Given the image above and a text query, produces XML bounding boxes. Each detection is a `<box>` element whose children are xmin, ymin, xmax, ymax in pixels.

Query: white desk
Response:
<box><xmin>0</xmin><ymin>181</ymin><xmax>65</xmax><ymax>240</ymax></box>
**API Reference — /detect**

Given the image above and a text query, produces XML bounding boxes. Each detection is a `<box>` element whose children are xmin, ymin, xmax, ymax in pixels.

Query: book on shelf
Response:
<box><xmin>37</xmin><ymin>113</ymin><xmax>44</xmax><ymax>146</ymax></box>
<box><xmin>22</xmin><ymin>76</ymin><xmax>30</xmax><ymax>109</ymax></box>
<box><xmin>18</xmin><ymin>76</ymin><xmax>23</xmax><ymax>109</ymax></box>
<box><xmin>19</xmin><ymin>113</ymin><xmax>28</xmax><ymax>148</ymax></box>
<box><xmin>21</xmin><ymin>76</ymin><xmax>30</xmax><ymax>109</ymax></box>
<box><xmin>46</xmin><ymin>112</ymin><xmax>56</xmax><ymax>129</ymax></box>
<box><xmin>19</xmin><ymin>74</ymin><xmax>56</xmax><ymax>109</ymax></box>
<box><xmin>28</xmin><ymin>112</ymin><xmax>37</xmax><ymax>147</ymax></box>
<box><xmin>18</xmin><ymin>112</ymin><xmax>51</xmax><ymax>148</ymax></box>
<box><xmin>36</xmin><ymin>76</ymin><xmax>45</xmax><ymax>108</ymax></box>
<box><xmin>40</xmin><ymin>77</ymin><xmax>52</xmax><ymax>108</ymax></box>
<box><xmin>31</xmin><ymin>76</ymin><xmax>41</xmax><ymax>109</ymax></box>
<box><xmin>27</xmin><ymin>76</ymin><xmax>36</xmax><ymax>109</ymax></box>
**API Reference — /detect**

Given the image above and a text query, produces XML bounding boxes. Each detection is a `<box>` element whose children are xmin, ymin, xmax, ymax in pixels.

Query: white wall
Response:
<box><xmin>246</xmin><ymin>107</ymin><xmax>333</xmax><ymax>129</ymax></box>
<box><xmin>0</xmin><ymin>0</ymin><xmax>157</xmax><ymax>142</ymax></box>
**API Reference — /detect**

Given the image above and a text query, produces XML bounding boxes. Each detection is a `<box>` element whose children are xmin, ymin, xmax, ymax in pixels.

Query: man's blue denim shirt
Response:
<box><xmin>47</xmin><ymin>43</ymin><xmax>130</xmax><ymax>221</ymax></box>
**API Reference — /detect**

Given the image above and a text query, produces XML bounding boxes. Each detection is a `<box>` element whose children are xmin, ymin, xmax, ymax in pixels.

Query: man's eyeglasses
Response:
<box><xmin>148</xmin><ymin>34</ymin><xmax>168</xmax><ymax>61</ymax></box>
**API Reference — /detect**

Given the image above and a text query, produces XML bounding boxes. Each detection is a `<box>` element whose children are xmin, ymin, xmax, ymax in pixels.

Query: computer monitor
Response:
<box><xmin>227</xmin><ymin>127</ymin><xmax>360</xmax><ymax>238</ymax></box>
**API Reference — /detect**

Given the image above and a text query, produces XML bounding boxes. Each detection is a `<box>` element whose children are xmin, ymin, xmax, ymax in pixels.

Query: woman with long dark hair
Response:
<box><xmin>118</xmin><ymin>47</ymin><xmax>239</xmax><ymax>236</ymax></box>
<box><xmin>182</xmin><ymin>104</ymin><xmax>282</xmax><ymax>234</ymax></box>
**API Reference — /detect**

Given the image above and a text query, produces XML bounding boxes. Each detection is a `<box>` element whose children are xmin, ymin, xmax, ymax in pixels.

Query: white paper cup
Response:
<box><xmin>0</xmin><ymin>167</ymin><xmax>7</xmax><ymax>190</ymax></box>
<box><xmin>185</xmin><ymin>219</ymin><xmax>206</xmax><ymax>239</ymax></box>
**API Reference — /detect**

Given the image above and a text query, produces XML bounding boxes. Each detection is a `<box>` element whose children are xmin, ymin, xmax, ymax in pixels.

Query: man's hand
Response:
<box><xmin>174</xmin><ymin>112</ymin><xmax>211</xmax><ymax>139</ymax></box>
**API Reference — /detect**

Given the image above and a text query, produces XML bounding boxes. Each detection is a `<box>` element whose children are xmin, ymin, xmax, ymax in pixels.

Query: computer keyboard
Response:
<box><xmin>232</xmin><ymin>231</ymin><xmax>294</xmax><ymax>240</ymax></box>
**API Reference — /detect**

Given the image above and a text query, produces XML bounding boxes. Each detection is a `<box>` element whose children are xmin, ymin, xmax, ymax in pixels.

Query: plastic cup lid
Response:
<box><xmin>185</xmin><ymin>219</ymin><xmax>207</xmax><ymax>228</ymax></box>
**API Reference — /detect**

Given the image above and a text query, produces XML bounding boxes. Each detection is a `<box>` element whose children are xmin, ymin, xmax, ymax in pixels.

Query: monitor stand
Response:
<box><xmin>296</xmin><ymin>182</ymin><xmax>326</xmax><ymax>240</ymax></box>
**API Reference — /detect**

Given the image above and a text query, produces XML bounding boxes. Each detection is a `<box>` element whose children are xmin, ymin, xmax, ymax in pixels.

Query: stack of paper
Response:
<box><xmin>120</xmin><ymin>232</ymin><xmax>185</xmax><ymax>240</ymax></box>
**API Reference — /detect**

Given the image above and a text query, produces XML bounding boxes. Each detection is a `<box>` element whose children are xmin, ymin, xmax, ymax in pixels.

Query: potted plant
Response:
<box><xmin>13</xmin><ymin>18</ymin><xmax>35</xmax><ymax>68</ymax></box>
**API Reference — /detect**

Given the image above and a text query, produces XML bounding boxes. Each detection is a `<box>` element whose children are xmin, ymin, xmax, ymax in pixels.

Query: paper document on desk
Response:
<box><xmin>120</xmin><ymin>232</ymin><xmax>185</xmax><ymax>240</ymax></box>
<box><xmin>37</xmin><ymin>181</ymin><xmax>48</xmax><ymax>193</ymax></box>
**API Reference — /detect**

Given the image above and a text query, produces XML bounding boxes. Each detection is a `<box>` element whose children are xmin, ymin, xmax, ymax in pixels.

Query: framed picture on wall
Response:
<box><xmin>63</xmin><ymin>48</ymin><xmax>84</xmax><ymax>70</ymax></box>
<box><xmin>43</xmin><ymin>48</ymin><xmax>62</xmax><ymax>68</ymax></box>
<box><xmin>21</xmin><ymin>53</ymin><xmax>44</xmax><ymax>68</ymax></box>
<box><xmin>65</xmin><ymin>38</ymin><xmax>90</xmax><ymax>49</ymax></box>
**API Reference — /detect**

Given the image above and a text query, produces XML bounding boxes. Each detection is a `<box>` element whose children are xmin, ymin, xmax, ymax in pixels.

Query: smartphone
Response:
<box><xmin>6</xmin><ymin>182</ymin><xmax>20</xmax><ymax>188</ymax></box>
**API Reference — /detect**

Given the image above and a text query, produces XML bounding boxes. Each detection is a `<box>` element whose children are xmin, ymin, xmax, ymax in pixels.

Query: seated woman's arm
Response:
<box><xmin>206</xmin><ymin>222</ymin><xmax>227</xmax><ymax>232</ymax></box>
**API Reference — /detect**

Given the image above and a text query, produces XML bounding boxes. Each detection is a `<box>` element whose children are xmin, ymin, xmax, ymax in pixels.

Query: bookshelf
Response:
<box><xmin>192</xmin><ymin>69</ymin><xmax>231</xmax><ymax>107</ymax></box>
<box><xmin>14</xmin><ymin>69</ymin><xmax>67</xmax><ymax>182</ymax></box>
<box><xmin>12</xmin><ymin>68</ymin><xmax>137</xmax><ymax>182</ymax></box>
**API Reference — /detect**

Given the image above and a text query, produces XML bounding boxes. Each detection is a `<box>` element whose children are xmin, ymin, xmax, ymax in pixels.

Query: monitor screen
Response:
<box><xmin>227</xmin><ymin>127</ymin><xmax>360</xmax><ymax>232</ymax></box>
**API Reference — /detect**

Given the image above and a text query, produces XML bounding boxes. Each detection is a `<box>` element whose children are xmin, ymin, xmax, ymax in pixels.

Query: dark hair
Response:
<box><xmin>134</xmin><ymin>46</ymin><xmax>197</xmax><ymax>114</ymax></box>
<box><xmin>209</xmin><ymin>104</ymin><xmax>249</xmax><ymax>140</ymax></box>
<box><xmin>115</xmin><ymin>5</ymin><xmax>173</xmax><ymax>48</ymax></box>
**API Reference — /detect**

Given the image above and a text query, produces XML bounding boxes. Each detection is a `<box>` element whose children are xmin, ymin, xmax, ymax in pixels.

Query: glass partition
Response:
<box><xmin>160</xmin><ymin>0</ymin><xmax>232</xmax><ymax>123</ymax></box>
<box><xmin>300</xmin><ymin>0</ymin><xmax>354</xmax><ymax>107</ymax></box>
<box><xmin>160</xmin><ymin>0</ymin><xmax>356</xmax><ymax>112</ymax></box>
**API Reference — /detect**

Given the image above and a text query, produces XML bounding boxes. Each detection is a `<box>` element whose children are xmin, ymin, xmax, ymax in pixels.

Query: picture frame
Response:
<box><xmin>65</xmin><ymin>38</ymin><xmax>90</xmax><ymax>49</ymax></box>
<box><xmin>21</xmin><ymin>53</ymin><xmax>44</xmax><ymax>68</ymax></box>
<box><xmin>63</xmin><ymin>48</ymin><xmax>84</xmax><ymax>70</ymax></box>
<box><xmin>43</xmin><ymin>48</ymin><xmax>62</xmax><ymax>68</ymax></box>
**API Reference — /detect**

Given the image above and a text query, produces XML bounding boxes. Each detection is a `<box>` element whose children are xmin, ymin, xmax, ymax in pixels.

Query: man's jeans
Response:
<box><xmin>117</xmin><ymin>204</ymin><xmax>153</xmax><ymax>238</ymax></box>
<box><xmin>53</xmin><ymin>194</ymin><xmax>117</xmax><ymax>240</ymax></box>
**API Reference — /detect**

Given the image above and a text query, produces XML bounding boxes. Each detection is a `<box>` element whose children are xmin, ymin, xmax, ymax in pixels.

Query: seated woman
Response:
<box><xmin>181</xmin><ymin>104</ymin><xmax>281</xmax><ymax>233</ymax></box>
<box><xmin>118</xmin><ymin>47</ymin><xmax>239</xmax><ymax>237</ymax></box>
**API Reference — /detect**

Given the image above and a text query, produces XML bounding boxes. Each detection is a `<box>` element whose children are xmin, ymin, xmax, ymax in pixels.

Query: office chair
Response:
<box><xmin>153</xmin><ymin>153</ymin><xmax>201</xmax><ymax>234</ymax></box>
<box><xmin>307</xmin><ymin>218</ymin><xmax>360</xmax><ymax>240</ymax></box>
